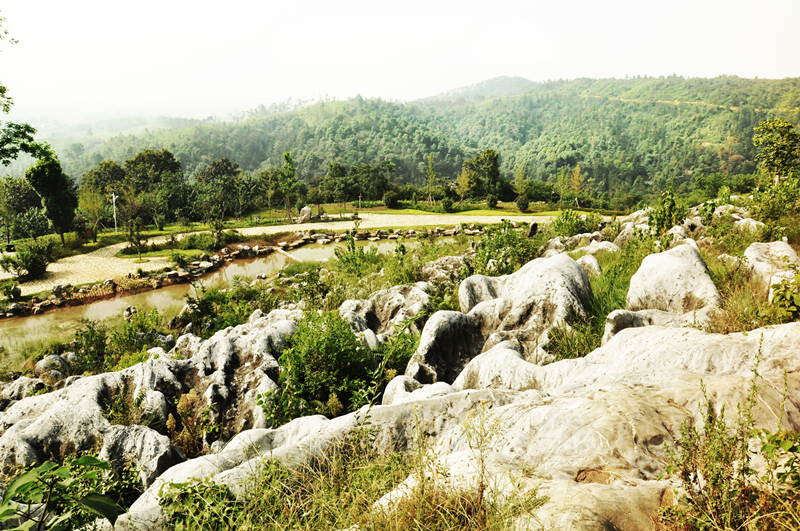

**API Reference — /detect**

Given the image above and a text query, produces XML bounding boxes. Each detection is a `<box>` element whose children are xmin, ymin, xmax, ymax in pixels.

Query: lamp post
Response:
<box><xmin>110</xmin><ymin>192</ymin><xmax>119</xmax><ymax>235</ymax></box>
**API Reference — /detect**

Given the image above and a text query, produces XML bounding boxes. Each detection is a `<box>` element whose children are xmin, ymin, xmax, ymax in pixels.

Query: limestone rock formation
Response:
<box><xmin>627</xmin><ymin>243</ymin><xmax>721</xmax><ymax>314</ymax></box>
<box><xmin>456</xmin><ymin>253</ymin><xmax>592</xmax><ymax>359</ymax></box>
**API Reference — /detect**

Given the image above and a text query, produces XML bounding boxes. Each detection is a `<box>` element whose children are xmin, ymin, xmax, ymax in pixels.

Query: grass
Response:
<box><xmin>159</xmin><ymin>404</ymin><xmax>547</xmax><ymax>531</ymax></box>
<box><xmin>546</xmin><ymin>235</ymin><xmax>655</xmax><ymax>362</ymax></box>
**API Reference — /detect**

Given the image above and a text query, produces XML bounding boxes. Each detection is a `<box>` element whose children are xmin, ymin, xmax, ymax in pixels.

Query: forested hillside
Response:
<box><xmin>11</xmin><ymin>75</ymin><xmax>800</xmax><ymax>206</ymax></box>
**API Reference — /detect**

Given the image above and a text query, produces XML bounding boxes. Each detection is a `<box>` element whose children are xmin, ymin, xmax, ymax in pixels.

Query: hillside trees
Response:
<box><xmin>753</xmin><ymin>119</ymin><xmax>800</xmax><ymax>180</ymax></box>
<box><xmin>24</xmin><ymin>154</ymin><xmax>78</xmax><ymax>245</ymax></box>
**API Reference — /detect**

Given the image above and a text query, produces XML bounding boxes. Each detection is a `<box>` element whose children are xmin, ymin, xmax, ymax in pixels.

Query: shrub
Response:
<box><xmin>182</xmin><ymin>278</ymin><xmax>278</xmax><ymax>338</ymax></box>
<box><xmin>267</xmin><ymin>312</ymin><xmax>379</xmax><ymax>426</ymax></box>
<box><xmin>383</xmin><ymin>190</ymin><xmax>399</xmax><ymax>209</ymax></box>
<box><xmin>649</xmin><ymin>188</ymin><xmax>687</xmax><ymax>236</ymax></box>
<box><xmin>486</xmin><ymin>194</ymin><xmax>498</xmax><ymax>209</ymax></box>
<box><xmin>473</xmin><ymin>221</ymin><xmax>545</xmax><ymax>276</ymax></box>
<box><xmin>659</xmin><ymin>354</ymin><xmax>800</xmax><ymax>531</ymax></box>
<box><xmin>440</xmin><ymin>196</ymin><xmax>454</xmax><ymax>213</ymax></box>
<box><xmin>0</xmin><ymin>455</ymin><xmax>123</xmax><ymax>530</ymax></box>
<box><xmin>516</xmin><ymin>195</ymin><xmax>529</xmax><ymax>212</ymax></box>
<box><xmin>0</xmin><ymin>239</ymin><xmax>55</xmax><ymax>281</ymax></box>
<box><xmin>551</xmin><ymin>209</ymin><xmax>602</xmax><ymax>238</ymax></box>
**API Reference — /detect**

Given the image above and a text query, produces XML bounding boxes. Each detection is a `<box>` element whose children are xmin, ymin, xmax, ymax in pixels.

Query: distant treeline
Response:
<box><xmin>4</xmin><ymin>75</ymin><xmax>800</xmax><ymax>213</ymax></box>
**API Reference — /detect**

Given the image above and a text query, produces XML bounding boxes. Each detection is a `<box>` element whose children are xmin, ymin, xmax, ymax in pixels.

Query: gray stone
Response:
<box><xmin>405</xmin><ymin>311</ymin><xmax>484</xmax><ymax>384</ymax></box>
<box><xmin>34</xmin><ymin>355</ymin><xmax>69</xmax><ymax>377</ymax></box>
<box><xmin>576</xmin><ymin>255</ymin><xmax>601</xmax><ymax>278</ymax></box>
<box><xmin>627</xmin><ymin>244</ymin><xmax>721</xmax><ymax>314</ymax></box>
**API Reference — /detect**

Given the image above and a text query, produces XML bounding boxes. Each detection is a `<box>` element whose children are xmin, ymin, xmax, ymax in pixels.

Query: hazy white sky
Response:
<box><xmin>2</xmin><ymin>0</ymin><xmax>799</xmax><ymax>122</ymax></box>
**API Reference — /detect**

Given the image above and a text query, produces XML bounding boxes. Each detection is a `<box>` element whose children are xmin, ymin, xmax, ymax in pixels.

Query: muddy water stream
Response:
<box><xmin>0</xmin><ymin>238</ymin><xmax>408</xmax><ymax>351</ymax></box>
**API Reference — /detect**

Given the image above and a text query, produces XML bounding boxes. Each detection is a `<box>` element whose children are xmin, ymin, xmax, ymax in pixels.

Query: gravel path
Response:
<box><xmin>1</xmin><ymin>213</ymin><xmax>552</xmax><ymax>296</ymax></box>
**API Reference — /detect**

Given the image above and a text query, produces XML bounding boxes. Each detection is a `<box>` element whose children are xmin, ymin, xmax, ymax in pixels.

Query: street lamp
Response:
<box><xmin>110</xmin><ymin>192</ymin><xmax>119</xmax><ymax>234</ymax></box>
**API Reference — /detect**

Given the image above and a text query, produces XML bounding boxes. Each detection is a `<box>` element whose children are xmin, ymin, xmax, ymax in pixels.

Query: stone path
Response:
<box><xmin>1</xmin><ymin>213</ymin><xmax>551</xmax><ymax>296</ymax></box>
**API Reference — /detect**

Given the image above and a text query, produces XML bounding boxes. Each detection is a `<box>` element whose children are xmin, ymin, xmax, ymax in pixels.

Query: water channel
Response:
<box><xmin>0</xmin><ymin>238</ymin><xmax>404</xmax><ymax>352</ymax></box>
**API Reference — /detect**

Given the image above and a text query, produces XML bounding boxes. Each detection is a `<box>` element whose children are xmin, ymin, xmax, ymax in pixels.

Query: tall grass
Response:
<box><xmin>546</xmin><ymin>236</ymin><xmax>655</xmax><ymax>362</ymax></box>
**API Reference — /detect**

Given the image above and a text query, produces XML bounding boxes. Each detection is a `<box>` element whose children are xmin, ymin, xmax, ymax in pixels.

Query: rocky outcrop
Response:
<box><xmin>744</xmin><ymin>241</ymin><xmax>800</xmax><ymax>289</ymax></box>
<box><xmin>627</xmin><ymin>243</ymin><xmax>721</xmax><ymax>314</ymax></box>
<box><xmin>456</xmin><ymin>253</ymin><xmax>592</xmax><ymax>358</ymax></box>
<box><xmin>116</xmin><ymin>321</ymin><xmax>800</xmax><ymax>531</ymax></box>
<box><xmin>0</xmin><ymin>308</ymin><xmax>302</xmax><ymax>492</ymax></box>
<box><xmin>339</xmin><ymin>284</ymin><xmax>429</xmax><ymax>338</ymax></box>
<box><xmin>405</xmin><ymin>311</ymin><xmax>484</xmax><ymax>384</ymax></box>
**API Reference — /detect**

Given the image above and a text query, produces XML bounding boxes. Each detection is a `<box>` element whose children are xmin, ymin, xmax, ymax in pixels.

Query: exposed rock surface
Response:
<box><xmin>576</xmin><ymin>254</ymin><xmax>601</xmax><ymax>277</ymax></box>
<box><xmin>627</xmin><ymin>243</ymin><xmax>721</xmax><ymax>314</ymax></box>
<box><xmin>456</xmin><ymin>253</ymin><xmax>592</xmax><ymax>359</ymax></box>
<box><xmin>0</xmin><ymin>308</ymin><xmax>301</xmax><ymax>492</ymax></box>
<box><xmin>744</xmin><ymin>241</ymin><xmax>800</xmax><ymax>288</ymax></box>
<box><xmin>116</xmin><ymin>321</ymin><xmax>800</xmax><ymax>531</ymax></box>
<box><xmin>339</xmin><ymin>284</ymin><xmax>429</xmax><ymax>337</ymax></box>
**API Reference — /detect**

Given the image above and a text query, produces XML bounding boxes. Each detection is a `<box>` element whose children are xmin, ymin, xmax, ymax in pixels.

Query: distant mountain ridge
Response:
<box><xmin>416</xmin><ymin>76</ymin><xmax>540</xmax><ymax>102</ymax></box>
<box><xmin>4</xmin><ymin>75</ymin><xmax>800</xmax><ymax>210</ymax></box>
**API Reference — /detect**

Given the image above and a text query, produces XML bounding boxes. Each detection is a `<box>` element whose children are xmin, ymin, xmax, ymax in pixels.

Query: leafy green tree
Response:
<box><xmin>81</xmin><ymin>160</ymin><xmax>127</xmax><ymax>195</ymax></box>
<box><xmin>124</xmin><ymin>149</ymin><xmax>182</xmax><ymax>195</ymax></box>
<box><xmin>78</xmin><ymin>186</ymin><xmax>107</xmax><ymax>242</ymax></box>
<box><xmin>460</xmin><ymin>149</ymin><xmax>500</xmax><ymax>199</ymax></box>
<box><xmin>753</xmin><ymin>119</ymin><xmax>800</xmax><ymax>180</ymax></box>
<box><xmin>276</xmin><ymin>152</ymin><xmax>297</xmax><ymax>222</ymax></box>
<box><xmin>13</xmin><ymin>207</ymin><xmax>49</xmax><ymax>240</ymax></box>
<box><xmin>426</xmin><ymin>153</ymin><xmax>437</xmax><ymax>206</ymax></box>
<box><xmin>125</xmin><ymin>216</ymin><xmax>148</xmax><ymax>261</ymax></box>
<box><xmin>0</xmin><ymin>176</ymin><xmax>41</xmax><ymax>243</ymax></box>
<box><xmin>0</xmin><ymin>13</ymin><xmax>48</xmax><ymax>166</ymax></box>
<box><xmin>454</xmin><ymin>169</ymin><xmax>471</xmax><ymax>204</ymax></box>
<box><xmin>196</xmin><ymin>158</ymin><xmax>240</xmax><ymax>241</ymax></box>
<box><xmin>24</xmin><ymin>153</ymin><xmax>78</xmax><ymax>245</ymax></box>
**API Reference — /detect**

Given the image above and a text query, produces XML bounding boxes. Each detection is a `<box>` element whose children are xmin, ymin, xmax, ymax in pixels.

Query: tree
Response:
<box><xmin>426</xmin><ymin>153</ymin><xmax>437</xmax><ymax>206</ymax></box>
<box><xmin>13</xmin><ymin>207</ymin><xmax>49</xmax><ymax>241</ymax></box>
<box><xmin>513</xmin><ymin>167</ymin><xmax>527</xmax><ymax>200</ymax></box>
<box><xmin>79</xmin><ymin>186</ymin><xmax>106</xmax><ymax>243</ymax></box>
<box><xmin>276</xmin><ymin>152</ymin><xmax>297</xmax><ymax>222</ymax></box>
<box><xmin>126</xmin><ymin>217</ymin><xmax>148</xmax><ymax>261</ymax></box>
<box><xmin>0</xmin><ymin>176</ymin><xmax>41</xmax><ymax>244</ymax></box>
<box><xmin>0</xmin><ymin>13</ymin><xmax>47</xmax><ymax>166</ymax></box>
<box><xmin>124</xmin><ymin>149</ymin><xmax>182</xmax><ymax>195</ymax></box>
<box><xmin>454</xmin><ymin>170</ymin><xmax>471</xmax><ymax>204</ymax></box>
<box><xmin>569</xmin><ymin>164</ymin><xmax>587</xmax><ymax>207</ymax></box>
<box><xmin>555</xmin><ymin>167</ymin><xmax>570</xmax><ymax>206</ymax></box>
<box><xmin>460</xmin><ymin>149</ymin><xmax>500</xmax><ymax>200</ymax></box>
<box><xmin>81</xmin><ymin>160</ymin><xmax>127</xmax><ymax>195</ymax></box>
<box><xmin>24</xmin><ymin>153</ymin><xmax>78</xmax><ymax>246</ymax></box>
<box><xmin>753</xmin><ymin>119</ymin><xmax>800</xmax><ymax>181</ymax></box>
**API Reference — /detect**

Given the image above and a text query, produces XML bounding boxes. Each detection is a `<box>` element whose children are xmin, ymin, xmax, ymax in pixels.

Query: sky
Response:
<box><xmin>2</xmin><ymin>0</ymin><xmax>800</xmax><ymax>123</ymax></box>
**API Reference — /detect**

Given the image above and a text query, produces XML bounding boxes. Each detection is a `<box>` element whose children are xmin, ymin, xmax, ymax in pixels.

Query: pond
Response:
<box><xmin>0</xmin><ymin>238</ymin><xmax>412</xmax><ymax>352</ymax></box>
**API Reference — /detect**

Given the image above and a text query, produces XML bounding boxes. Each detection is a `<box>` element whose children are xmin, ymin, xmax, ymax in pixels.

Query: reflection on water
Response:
<box><xmin>0</xmin><ymin>237</ymin><xmax>435</xmax><ymax>350</ymax></box>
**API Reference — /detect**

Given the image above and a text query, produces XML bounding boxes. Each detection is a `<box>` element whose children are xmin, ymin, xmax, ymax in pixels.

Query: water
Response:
<box><xmin>0</xmin><ymin>239</ymin><xmax>406</xmax><ymax>350</ymax></box>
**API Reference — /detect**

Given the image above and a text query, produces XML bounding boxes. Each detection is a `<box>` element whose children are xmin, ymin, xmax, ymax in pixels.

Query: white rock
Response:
<box><xmin>627</xmin><ymin>244</ymin><xmax>721</xmax><ymax>314</ymax></box>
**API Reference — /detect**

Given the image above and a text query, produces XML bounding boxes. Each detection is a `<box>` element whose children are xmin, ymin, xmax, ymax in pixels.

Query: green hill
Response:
<box><xmin>13</xmin><ymin>76</ymin><xmax>800</xmax><ymax>202</ymax></box>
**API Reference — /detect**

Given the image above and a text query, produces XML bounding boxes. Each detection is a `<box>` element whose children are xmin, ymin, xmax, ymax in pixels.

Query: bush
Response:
<box><xmin>551</xmin><ymin>209</ymin><xmax>602</xmax><ymax>238</ymax></box>
<box><xmin>649</xmin><ymin>188</ymin><xmax>687</xmax><ymax>236</ymax></box>
<box><xmin>440</xmin><ymin>197</ymin><xmax>454</xmax><ymax>213</ymax></box>
<box><xmin>659</xmin><ymin>357</ymin><xmax>800</xmax><ymax>531</ymax></box>
<box><xmin>0</xmin><ymin>239</ymin><xmax>55</xmax><ymax>281</ymax></box>
<box><xmin>516</xmin><ymin>195</ymin><xmax>529</xmax><ymax>212</ymax></box>
<box><xmin>267</xmin><ymin>312</ymin><xmax>380</xmax><ymax>426</ymax></box>
<box><xmin>383</xmin><ymin>190</ymin><xmax>400</xmax><ymax>209</ymax></box>
<box><xmin>183</xmin><ymin>278</ymin><xmax>278</xmax><ymax>339</ymax></box>
<box><xmin>472</xmin><ymin>221</ymin><xmax>545</xmax><ymax>276</ymax></box>
<box><xmin>486</xmin><ymin>195</ymin><xmax>498</xmax><ymax>209</ymax></box>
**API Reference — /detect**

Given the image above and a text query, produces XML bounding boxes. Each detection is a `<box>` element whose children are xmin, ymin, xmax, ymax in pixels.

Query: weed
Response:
<box><xmin>659</xmin><ymin>340</ymin><xmax>800</xmax><ymax>530</ymax></box>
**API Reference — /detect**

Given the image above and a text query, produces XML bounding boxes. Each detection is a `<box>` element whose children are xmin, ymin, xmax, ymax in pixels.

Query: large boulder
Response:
<box><xmin>627</xmin><ymin>243</ymin><xmax>721</xmax><ymax>314</ymax></box>
<box><xmin>744</xmin><ymin>241</ymin><xmax>800</xmax><ymax>288</ymax></box>
<box><xmin>458</xmin><ymin>253</ymin><xmax>592</xmax><ymax>358</ymax></box>
<box><xmin>298</xmin><ymin>206</ymin><xmax>312</xmax><ymax>223</ymax></box>
<box><xmin>339</xmin><ymin>284</ymin><xmax>429</xmax><ymax>337</ymax></box>
<box><xmin>405</xmin><ymin>311</ymin><xmax>484</xmax><ymax>384</ymax></box>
